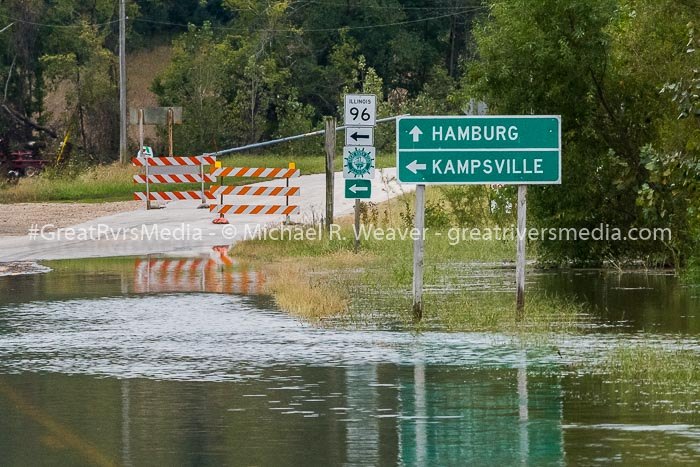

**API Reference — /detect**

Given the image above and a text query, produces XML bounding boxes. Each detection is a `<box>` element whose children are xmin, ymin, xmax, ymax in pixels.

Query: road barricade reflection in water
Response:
<box><xmin>132</xmin><ymin>247</ymin><xmax>265</xmax><ymax>296</ymax></box>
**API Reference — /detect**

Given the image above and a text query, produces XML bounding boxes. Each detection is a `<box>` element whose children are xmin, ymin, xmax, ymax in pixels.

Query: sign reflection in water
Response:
<box><xmin>0</xmin><ymin>364</ymin><xmax>564</xmax><ymax>465</ymax></box>
<box><xmin>2</xmin><ymin>258</ymin><xmax>696</xmax><ymax>465</ymax></box>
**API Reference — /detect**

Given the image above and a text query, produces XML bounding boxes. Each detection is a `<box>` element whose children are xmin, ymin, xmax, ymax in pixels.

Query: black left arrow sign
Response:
<box><xmin>351</xmin><ymin>132</ymin><xmax>370</xmax><ymax>142</ymax></box>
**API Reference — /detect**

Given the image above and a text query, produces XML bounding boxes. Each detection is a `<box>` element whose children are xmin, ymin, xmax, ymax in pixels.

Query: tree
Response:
<box><xmin>41</xmin><ymin>21</ymin><xmax>118</xmax><ymax>160</ymax></box>
<box><xmin>151</xmin><ymin>23</ymin><xmax>237</xmax><ymax>154</ymax></box>
<box><xmin>467</xmin><ymin>0</ymin><xmax>699</xmax><ymax>265</ymax></box>
<box><xmin>0</xmin><ymin>0</ymin><xmax>46</xmax><ymax>140</ymax></box>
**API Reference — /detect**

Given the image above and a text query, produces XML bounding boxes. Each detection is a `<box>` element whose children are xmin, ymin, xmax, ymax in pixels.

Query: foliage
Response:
<box><xmin>41</xmin><ymin>21</ymin><xmax>118</xmax><ymax>161</ymax></box>
<box><xmin>0</xmin><ymin>0</ymin><xmax>47</xmax><ymax>139</ymax></box>
<box><xmin>0</xmin><ymin>0</ymin><xmax>138</xmax><ymax>159</ymax></box>
<box><xmin>440</xmin><ymin>185</ymin><xmax>516</xmax><ymax>227</ymax></box>
<box><xmin>467</xmin><ymin>0</ymin><xmax>700</xmax><ymax>266</ymax></box>
<box><xmin>1</xmin><ymin>0</ymin><xmax>485</xmax><ymax>155</ymax></box>
<box><xmin>398</xmin><ymin>195</ymin><xmax>451</xmax><ymax>230</ymax></box>
<box><xmin>150</xmin><ymin>23</ymin><xmax>237</xmax><ymax>154</ymax></box>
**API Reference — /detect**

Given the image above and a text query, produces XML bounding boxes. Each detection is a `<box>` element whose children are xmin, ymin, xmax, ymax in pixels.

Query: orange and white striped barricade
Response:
<box><xmin>132</xmin><ymin>155</ymin><xmax>217</xmax><ymax>208</ymax></box>
<box><xmin>207</xmin><ymin>164</ymin><xmax>301</xmax><ymax>222</ymax></box>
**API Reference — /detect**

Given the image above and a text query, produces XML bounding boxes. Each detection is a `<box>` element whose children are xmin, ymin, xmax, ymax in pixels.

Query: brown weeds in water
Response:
<box><xmin>246</xmin><ymin>251</ymin><xmax>374</xmax><ymax>321</ymax></box>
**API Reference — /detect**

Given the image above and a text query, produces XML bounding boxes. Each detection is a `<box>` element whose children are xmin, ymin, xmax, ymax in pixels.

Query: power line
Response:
<box><xmin>0</xmin><ymin>13</ymin><xmax>120</xmax><ymax>29</ymax></box>
<box><xmin>300</xmin><ymin>0</ymin><xmax>487</xmax><ymax>11</ymax></box>
<box><xmin>0</xmin><ymin>3</ymin><xmax>482</xmax><ymax>33</ymax></box>
<box><xmin>133</xmin><ymin>7</ymin><xmax>479</xmax><ymax>33</ymax></box>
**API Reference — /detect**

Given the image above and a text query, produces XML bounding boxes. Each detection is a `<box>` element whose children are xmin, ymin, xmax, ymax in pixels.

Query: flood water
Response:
<box><xmin>0</xmin><ymin>255</ymin><xmax>699</xmax><ymax>465</ymax></box>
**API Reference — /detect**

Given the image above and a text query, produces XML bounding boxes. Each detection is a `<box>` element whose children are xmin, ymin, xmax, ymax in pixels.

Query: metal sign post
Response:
<box><xmin>167</xmin><ymin>108</ymin><xmax>174</xmax><ymax>158</ymax></box>
<box><xmin>138</xmin><ymin>110</ymin><xmax>150</xmax><ymax>210</ymax></box>
<box><xmin>198</xmin><ymin>162</ymin><xmax>209</xmax><ymax>209</ymax></box>
<box><xmin>286</xmin><ymin>162</ymin><xmax>296</xmax><ymax>224</ymax></box>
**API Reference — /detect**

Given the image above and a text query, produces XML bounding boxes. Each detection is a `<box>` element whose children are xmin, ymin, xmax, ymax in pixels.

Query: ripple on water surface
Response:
<box><xmin>1</xmin><ymin>263</ymin><xmax>700</xmax><ymax>465</ymax></box>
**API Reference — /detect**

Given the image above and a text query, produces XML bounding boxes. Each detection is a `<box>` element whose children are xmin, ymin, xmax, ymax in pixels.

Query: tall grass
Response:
<box><xmin>595</xmin><ymin>345</ymin><xmax>700</xmax><ymax>387</ymax></box>
<box><xmin>427</xmin><ymin>291</ymin><xmax>583</xmax><ymax>332</ymax></box>
<box><xmin>232</xmin><ymin>210</ymin><xmax>583</xmax><ymax>331</ymax></box>
<box><xmin>0</xmin><ymin>164</ymin><xmax>138</xmax><ymax>203</ymax></box>
<box><xmin>260</xmin><ymin>252</ymin><xmax>372</xmax><ymax>321</ymax></box>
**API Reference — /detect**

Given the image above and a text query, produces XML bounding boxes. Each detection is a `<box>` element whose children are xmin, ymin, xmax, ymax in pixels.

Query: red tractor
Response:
<box><xmin>0</xmin><ymin>134</ymin><xmax>71</xmax><ymax>183</ymax></box>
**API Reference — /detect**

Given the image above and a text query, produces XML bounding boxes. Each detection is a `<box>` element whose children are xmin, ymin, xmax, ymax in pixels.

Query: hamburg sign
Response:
<box><xmin>396</xmin><ymin>116</ymin><xmax>561</xmax><ymax>184</ymax></box>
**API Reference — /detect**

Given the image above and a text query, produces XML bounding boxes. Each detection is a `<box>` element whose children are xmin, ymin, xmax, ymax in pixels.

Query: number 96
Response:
<box><xmin>350</xmin><ymin>107</ymin><xmax>371</xmax><ymax>121</ymax></box>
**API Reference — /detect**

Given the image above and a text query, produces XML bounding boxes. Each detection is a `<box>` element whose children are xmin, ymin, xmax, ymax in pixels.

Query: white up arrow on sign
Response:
<box><xmin>406</xmin><ymin>160</ymin><xmax>427</xmax><ymax>174</ymax></box>
<box><xmin>409</xmin><ymin>125</ymin><xmax>423</xmax><ymax>142</ymax></box>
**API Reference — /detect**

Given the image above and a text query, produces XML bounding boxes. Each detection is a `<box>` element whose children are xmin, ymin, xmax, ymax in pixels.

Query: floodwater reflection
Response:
<box><xmin>0</xmin><ymin>256</ymin><xmax>699</xmax><ymax>465</ymax></box>
<box><xmin>0</xmin><ymin>364</ymin><xmax>567</xmax><ymax>466</ymax></box>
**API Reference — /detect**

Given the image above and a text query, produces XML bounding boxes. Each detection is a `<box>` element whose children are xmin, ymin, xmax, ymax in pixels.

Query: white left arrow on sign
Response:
<box><xmin>349</xmin><ymin>184</ymin><xmax>369</xmax><ymax>193</ymax></box>
<box><xmin>406</xmin><ymin>160</ymin><xmax>427</xmax><ymax>174</ymax></box>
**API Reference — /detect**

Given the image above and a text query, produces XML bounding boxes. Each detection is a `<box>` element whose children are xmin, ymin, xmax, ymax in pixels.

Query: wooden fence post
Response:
<box><xmin>324</xmin><ymin>116</ymin><xmax>336</xmax><ymax>232</ymax></box>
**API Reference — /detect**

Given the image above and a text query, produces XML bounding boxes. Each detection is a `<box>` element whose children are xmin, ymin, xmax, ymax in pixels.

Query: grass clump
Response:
<box><xmin>595</xmin><ymin>345</ymin><xmax>700</xmax><ymax>387</ymax></box>
<box><xmin>428</xmin><ymin>291</ymin><xmax>583</xmax><ymax>333</ymax></box>
<box><xmin>586</xmin><ymin>344</ymin><xmax>700</xmax><ymax>412</ymax></box>
<box><xmin>260</xmin><ymin>252</ymin><xmax>371</xmax><ymax>321</ymax></box>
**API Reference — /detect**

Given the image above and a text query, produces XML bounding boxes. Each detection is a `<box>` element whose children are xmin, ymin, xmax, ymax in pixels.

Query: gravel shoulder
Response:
<box><xmin>0</xmin><ymin>201</ymin><xmax>141</xmax><ymax>237</ymax></box>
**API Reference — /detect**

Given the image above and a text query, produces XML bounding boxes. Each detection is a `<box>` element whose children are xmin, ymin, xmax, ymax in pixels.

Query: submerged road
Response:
<box><xmin>0</xmin><ymin>168</ymin><xmax>412</xmax><ymax>261</ymax></box>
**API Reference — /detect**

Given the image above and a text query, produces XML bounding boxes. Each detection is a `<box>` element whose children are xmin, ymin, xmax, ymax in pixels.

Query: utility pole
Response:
<box><xmin>119</xmin><ymin>0</ymin><xmax>127</xmax><ymax>164</ymax></box>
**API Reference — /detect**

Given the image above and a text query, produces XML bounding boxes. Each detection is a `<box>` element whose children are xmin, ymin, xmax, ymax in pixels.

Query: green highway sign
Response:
<box><xmin>396</xmin><ymin>116</ymin><xmax>561</xmax><ymax>184</ymax></box>
<box><xmin>345</xmin><ymin>179</ymin><xmax>372</xmax><ymax>199</ymax></box>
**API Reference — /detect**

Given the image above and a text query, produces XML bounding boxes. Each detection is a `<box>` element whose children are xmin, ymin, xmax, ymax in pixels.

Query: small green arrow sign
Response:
<box><xmin>345</xmin><ymin>179</ymin><xmax>372</xmax><ymax>199</ymax></box>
